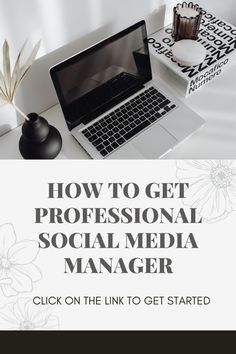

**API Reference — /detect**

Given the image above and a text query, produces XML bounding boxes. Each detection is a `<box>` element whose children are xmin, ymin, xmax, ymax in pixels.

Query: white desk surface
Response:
<box><xmin>0</xmin><ymin>62</ymin><xmax>236</xmax><ymax>160</ymax></box>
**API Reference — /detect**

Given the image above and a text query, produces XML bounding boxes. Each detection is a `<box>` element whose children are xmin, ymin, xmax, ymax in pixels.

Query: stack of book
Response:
<box><xmin>148</xmin><ymin>8</ymin><xmax>236</xmax><ymax>97</ymax></box>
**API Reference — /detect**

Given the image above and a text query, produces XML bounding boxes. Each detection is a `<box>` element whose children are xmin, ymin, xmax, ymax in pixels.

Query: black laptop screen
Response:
<box><xmin>50</xmin><ymin>21</ymin><xmax>152</xmax><ymax>129</ymax></box>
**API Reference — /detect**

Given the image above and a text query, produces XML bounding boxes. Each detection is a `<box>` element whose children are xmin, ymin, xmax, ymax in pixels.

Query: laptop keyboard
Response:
<box><xmin>82</xmin><ymin>86</ymin><xmax>177</xmax><ymax>157</ymax></box>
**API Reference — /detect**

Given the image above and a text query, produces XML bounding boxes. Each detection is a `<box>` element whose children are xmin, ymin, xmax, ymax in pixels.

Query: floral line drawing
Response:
<box><xmin>0</xmin><ymin>223</ymin><xmax>42</xmax><ymax>297</ymax></box>
<box><xmin>0</xmin><ymin>297</ymin><xmax>59</xmax><ymax>330</ymax></box>
<box><xmin>176</xmin><ymin>160</ymin><xmax>236</xmax><ymax>223</ymax></box>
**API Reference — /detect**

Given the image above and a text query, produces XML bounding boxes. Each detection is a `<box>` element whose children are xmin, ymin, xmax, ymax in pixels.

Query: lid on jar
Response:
<box><xmin>172</xmin><ymin>39</ymin><xmax>207</xmax><ymax>66</ymax></box>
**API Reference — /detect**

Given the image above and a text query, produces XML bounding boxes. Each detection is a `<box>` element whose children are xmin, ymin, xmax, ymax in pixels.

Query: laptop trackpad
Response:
<box><xmin>132</xmin><ymin>124</ymin><xmax>177</xmax><ymax>158</ymax></box>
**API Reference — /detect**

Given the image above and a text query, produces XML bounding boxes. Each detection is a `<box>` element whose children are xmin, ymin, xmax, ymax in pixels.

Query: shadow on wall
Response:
<box><xmin>0</xmin><ymin>125</ymin><xmax>12</xmax><ymax>137</ymax></box>
<box><xmin>15</xmin><ymin>23</ymin><xmax>113</xmax><ymax>122</ymax></box>
<box><xmin>15</xmin><ymin>4</ymin><xmax>166</xmax><ymax>121</ymax></box>
<box><xmin>147</xmin><ymin>4</ymin><xmax>166</xmax><ymax>35</ymax></box>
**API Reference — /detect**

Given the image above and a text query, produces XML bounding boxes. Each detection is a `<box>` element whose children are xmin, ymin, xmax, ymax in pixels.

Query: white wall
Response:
<box><xmin>0</xmin><ymin>0</ymin><xmax>235</xmax><ymax>64</ymax></box>
<box><xmin>0</xmin><ymin>0</ymin><xmax>169</xmax><ymax>59</ymax></box>
<box><xmin>1</xmin><ymin>0</ymin><xmax>235</xmax><ymax>54</ymax></box>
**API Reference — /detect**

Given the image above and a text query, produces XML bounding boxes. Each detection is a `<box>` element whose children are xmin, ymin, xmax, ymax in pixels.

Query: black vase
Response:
<box><xmin>19</xmin><ymin>113</ymin><xmax>62</xmax><ymax>159</ymax></box>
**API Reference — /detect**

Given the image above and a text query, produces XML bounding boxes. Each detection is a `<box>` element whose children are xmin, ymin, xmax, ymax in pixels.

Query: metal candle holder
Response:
<box><xmin>172</xmin><ymin>2</ymin><xmax>203</xmax><ymax>41</ymax></box>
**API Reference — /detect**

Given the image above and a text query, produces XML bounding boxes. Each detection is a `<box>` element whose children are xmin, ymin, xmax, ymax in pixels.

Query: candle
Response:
<box><xmin>172</xmin><ymin>2</ymin><xmax>203</xmax><ymax>41</ymax></box>
<box><xmin>172</xmin><ymin>39</ymin><xmax>206</xmax><ymax>66</ymax></box>
<box><xmin>176</xmin><ymin>7</ymin><xmax>198</xmax><ymax>18</ymax></box>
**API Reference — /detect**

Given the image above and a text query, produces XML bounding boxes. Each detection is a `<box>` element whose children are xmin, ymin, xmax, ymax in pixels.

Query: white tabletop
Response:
<box><xmin>0</xmin><ymin>62</ymin><xmax>235</xmax><ymax>160</ymax></box>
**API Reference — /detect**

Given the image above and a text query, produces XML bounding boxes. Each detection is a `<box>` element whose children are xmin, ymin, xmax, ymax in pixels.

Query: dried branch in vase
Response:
<box><xmin>0</xmin><ymin>40</ymin><xmax>41</xmax><ymax>121</ymax></box>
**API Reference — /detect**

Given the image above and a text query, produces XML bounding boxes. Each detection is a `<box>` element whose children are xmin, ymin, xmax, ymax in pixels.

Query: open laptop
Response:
<box><xmin>50</xmin><ymin>20</ymin><xmax>204</xmax><ymax>159</ymax></box>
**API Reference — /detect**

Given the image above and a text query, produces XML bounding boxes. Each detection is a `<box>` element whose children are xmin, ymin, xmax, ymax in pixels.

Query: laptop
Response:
<box><xmin>50</xmin><ymin>20</ymin><xmax>204</xmax><ymax>159</ymax></box>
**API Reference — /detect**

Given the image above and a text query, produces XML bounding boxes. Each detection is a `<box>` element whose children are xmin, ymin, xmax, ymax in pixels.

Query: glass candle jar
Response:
<box><xmin>172</xmin><ymin>2</ymin><xmax>203</xmax><ymax>41</ymax></box>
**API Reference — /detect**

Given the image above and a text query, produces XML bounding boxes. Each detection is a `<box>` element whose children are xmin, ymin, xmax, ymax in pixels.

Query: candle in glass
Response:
<box><xmin>172</xmin><ymin>2</ymin><xmax>203</xmax><ymax>41</ymax></box>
